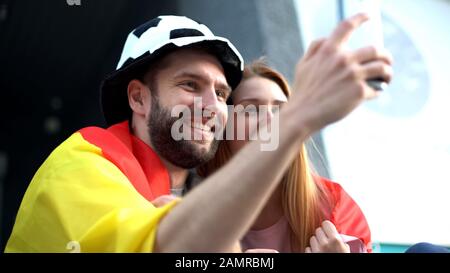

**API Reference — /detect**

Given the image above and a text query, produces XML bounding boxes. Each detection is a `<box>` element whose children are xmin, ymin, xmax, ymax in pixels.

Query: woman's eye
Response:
<box><xmin>271</xmin><ymin>106</ymin><xmax>280</xmax><ymax>114</ymax></box>
<box><xmin>243</xmin><ymin>105</ymin><xmax>259</xmax><ymax>113</ymax></box>
<box><xmin>272</xmin><ymin>103</ymin><xmax>285</xmax><ymax>113</ymax></box>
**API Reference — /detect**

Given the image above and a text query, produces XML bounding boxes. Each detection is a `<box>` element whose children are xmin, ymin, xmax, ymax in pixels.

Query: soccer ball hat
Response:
<box><xmin>100</xmin><ymin>15</ymin><xmax>244</xmax><ymax>126</ymax></box>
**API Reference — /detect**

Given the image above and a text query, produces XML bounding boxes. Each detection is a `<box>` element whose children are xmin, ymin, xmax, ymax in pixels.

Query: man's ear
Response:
<box><xmin>127</xmin><ymin>79</ymin><xmax>151</xmax><ymax>117</ymax></box>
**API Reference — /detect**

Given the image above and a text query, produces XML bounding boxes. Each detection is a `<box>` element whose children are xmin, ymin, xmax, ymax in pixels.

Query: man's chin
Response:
<box><xmin>169</xmin><ymin>140</ymin><xmax>217</xmax><ymax>169</ymax></box>
<box><xmin>188</xmin><ymin>138</ymin><xmax>218</xmax><ymax>160</ymax></box>
<box><xmin>189</xmin><ymin>138</ymin><xmax>214</xmax><ymax>151</ymax></box>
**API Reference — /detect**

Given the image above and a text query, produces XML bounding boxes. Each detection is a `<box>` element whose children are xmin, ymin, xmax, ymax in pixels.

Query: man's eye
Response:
<box><xmin>180</xmin><ymin>81</ymin><xmax>197</xmax><ymax>90</ymax></box>
<box><xmin>216</xmin><ymin>90</ymin><xmax>228</xmax><ymax>100</ymax></box>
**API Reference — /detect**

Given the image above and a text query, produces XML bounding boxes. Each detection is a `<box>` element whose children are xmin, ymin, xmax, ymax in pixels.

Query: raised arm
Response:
<box><xmin>155</xmin><ymin>13</ymin><xmax>392</xmax><ymax>252</ymax></box>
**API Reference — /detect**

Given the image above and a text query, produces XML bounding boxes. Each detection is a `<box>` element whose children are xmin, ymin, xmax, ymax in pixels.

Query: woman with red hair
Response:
<box><xmin>198</xmin><ymin>59</ymin><xmax>371</xmax><ymax>253</ymax></box>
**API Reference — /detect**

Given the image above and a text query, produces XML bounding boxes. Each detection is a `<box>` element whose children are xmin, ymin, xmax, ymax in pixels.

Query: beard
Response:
<box><xmin>148</xmin><ymin>97</ymin><xmax>220</xmax><ymax>169</ymax></box>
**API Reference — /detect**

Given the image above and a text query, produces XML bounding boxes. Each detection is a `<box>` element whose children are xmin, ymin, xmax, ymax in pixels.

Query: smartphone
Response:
<box><xmin>341</xmin><ymin>0</ymin><xmax>387</xmax><ymax>91</ymax></box>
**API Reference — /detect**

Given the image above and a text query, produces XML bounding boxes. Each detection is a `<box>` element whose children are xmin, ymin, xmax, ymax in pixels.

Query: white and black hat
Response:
<box><xmin>100</xmin><ymin>15</ymin><xmax>244</xmax><ymax>126</ymax></box>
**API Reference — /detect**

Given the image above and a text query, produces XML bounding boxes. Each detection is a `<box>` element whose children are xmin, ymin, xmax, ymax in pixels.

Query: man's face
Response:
<box><xmin>146</xmin><ymin>48</ymin><xmax>231</xmax><ymax>169</ymax></box>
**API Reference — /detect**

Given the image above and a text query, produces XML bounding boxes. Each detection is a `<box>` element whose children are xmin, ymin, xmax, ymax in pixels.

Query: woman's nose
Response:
<box><xmin>266</xmin><ymin>105</ymin><xmax>275</xmax><ymax>122</ymax></box>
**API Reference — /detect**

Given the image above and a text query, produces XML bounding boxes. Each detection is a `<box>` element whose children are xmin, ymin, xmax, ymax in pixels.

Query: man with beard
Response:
<box><xmin>5</xmin><ymin>14</ymin><xmax>393</xmax><ymax>252</ymax></box>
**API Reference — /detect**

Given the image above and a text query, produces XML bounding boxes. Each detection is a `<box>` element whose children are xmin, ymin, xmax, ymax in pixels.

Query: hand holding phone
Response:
<box><xmin>342</xmin><ymin>0</ymin><xmax>387</xmax><ymax>91</ymax></box>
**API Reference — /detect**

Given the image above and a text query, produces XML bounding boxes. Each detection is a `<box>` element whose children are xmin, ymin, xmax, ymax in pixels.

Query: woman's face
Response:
<box><xmin>228</xmin><ymin>76</ymin><xmax>288</xmax><ymax>154</ymax></box>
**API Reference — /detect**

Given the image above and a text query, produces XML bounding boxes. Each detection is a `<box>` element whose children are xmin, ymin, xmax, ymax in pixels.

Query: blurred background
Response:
<box><xmin>0</xmin><ymin>0</ymin><xmax>449</xmax><ymax>252</ymax></box>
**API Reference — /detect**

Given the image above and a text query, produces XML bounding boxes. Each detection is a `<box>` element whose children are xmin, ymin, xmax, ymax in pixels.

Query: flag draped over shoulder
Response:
<box><xmin>5</xmin><ymin>121</ymin><xmax>177</xmax><ymax>253</ymax></box>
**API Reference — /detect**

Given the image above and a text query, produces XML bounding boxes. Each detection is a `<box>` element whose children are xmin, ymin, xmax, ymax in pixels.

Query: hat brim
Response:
<box><xmin>100</xmin><ymin>37</ymin><xmax>243</xmax><ymax>126</ymax></box>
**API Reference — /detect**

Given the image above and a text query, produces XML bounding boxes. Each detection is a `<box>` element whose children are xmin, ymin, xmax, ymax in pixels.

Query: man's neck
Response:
<box><xmin>130</xmin><ymin>119</ymin><xmax>188</xmax><ymax>189</ymax></box>
<box><xmin>160</xmin><ymin>158</ymin><xmax>189</xmax><ymax>189</ymax></box>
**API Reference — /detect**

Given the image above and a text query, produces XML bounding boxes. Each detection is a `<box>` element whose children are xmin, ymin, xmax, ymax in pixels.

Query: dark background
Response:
<box><xmin>0</xmin><ymin>0</ymin><xmax>329</xmax><ymax>249</ymax></box>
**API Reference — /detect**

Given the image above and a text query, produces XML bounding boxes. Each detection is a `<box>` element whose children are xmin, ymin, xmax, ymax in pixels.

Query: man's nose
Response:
<box><xmin>199</xmin><ymin>88</ymin><xmax>222</xmax><ymax>116</ymax></box>
<box><xmin>201</xmin><ymin>87</ymin><xmax>221</xmax><ymax>109</ymax></box>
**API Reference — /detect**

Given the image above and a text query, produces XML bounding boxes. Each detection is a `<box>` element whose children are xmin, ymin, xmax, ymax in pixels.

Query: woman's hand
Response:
<box><xmin>305</xmin><ymin>220</ymin><xmax>350</xmax><ymax>253</ymax></box>
<box><xmin>290</xmin><ymin>13</ymin><xmax>393</xmax><ymax>135</ymax></box>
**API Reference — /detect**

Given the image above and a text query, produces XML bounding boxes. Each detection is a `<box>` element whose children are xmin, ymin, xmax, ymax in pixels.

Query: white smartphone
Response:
<box><xmin>341</xmin><ymin>0</ymin><xmax>387</xmax><ymax>91</ymax></box>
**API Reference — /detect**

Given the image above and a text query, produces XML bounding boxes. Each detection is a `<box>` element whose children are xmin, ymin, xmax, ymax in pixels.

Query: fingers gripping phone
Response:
<box><xmin>340</xmin><ymin>0</ymin><xmax>387</xmax><ymax>91</ymax></box>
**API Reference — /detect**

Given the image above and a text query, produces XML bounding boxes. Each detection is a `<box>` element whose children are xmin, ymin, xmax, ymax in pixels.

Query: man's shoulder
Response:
<box><xmin>35</xmin><ymin>123</ymin><xmax>134</xmax><ymax>183</ymax></box>
<box><xmin>47</xmin><ymin>124</ymin><xmax>127</xmax><ymax>164</ymax></box>
<box><xmin>78</xmin><ymin>125</ymin><xmax>108</xmax><ymax>133</ymax></box>
<box><xmin>76</xmin><ymin>122</ymin><xmax>135</xmax><ymax>158</ymax></box>
<box><xmin>56</xmin><ymin>125</ymin><xmax>116</xmax><ymax>152</ymax></box>
<box><xmin>49</xmin><ymin>126</ymin><xmax>112</xmax><ymax>160</ymax></box>
<box><xmin>77</xmin><ymin>125</ymin><xmax>115</xmax><ymax>144</ymax></box>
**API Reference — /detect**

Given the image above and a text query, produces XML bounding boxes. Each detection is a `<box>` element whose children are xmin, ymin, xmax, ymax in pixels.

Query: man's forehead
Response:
<box><xmin>165</xmin><ymin>47</ymin><xmax>223</xmax><ymax>68</ymax></box>
<box><xmin>163</xmin><ymin>49</ymin><xmax>228</xmax><ymax>82</ymax></box>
